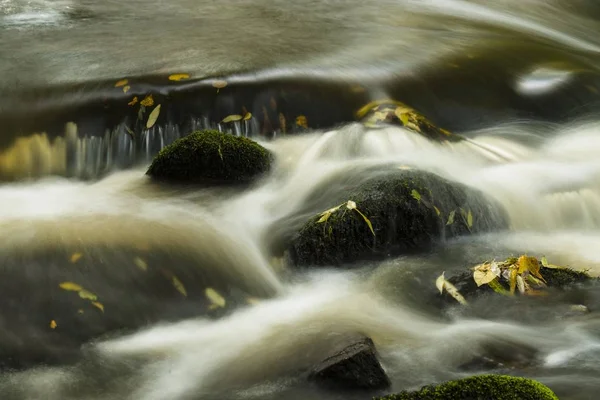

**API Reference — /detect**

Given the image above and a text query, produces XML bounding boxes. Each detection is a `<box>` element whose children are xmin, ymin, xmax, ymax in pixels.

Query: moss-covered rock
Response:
<box><xmin>356</xmin><ymin>100</ymin><xmax>464</xmax><ymax>142</ymax></box>
<box><xmin>286</xmin><ymin>169</ymin><xmax>508</xmax><ymax>267</ymax></box>
<box><xmin>376</xmin><ymin>374</ymin><xmax>559</xmax><ymax>400</ymax></box>
<box><xmin>146</xmin><ymin>130</ymin><xmax>272</xmax><ymax>184</ymax></box>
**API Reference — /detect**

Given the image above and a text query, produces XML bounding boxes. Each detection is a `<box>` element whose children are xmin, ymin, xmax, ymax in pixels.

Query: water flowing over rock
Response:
<box><xmin>287</xmin><ymin>169</ymin><xmax>509</xmax><ymax>267</ymax></box>
<box><xmin>146</xmin><ymin>130</ymin><xmax>272</xmax><ymax>184</ymax></box>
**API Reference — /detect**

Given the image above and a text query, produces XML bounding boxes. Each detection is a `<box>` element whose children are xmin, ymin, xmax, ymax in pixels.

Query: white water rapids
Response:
<box><xmin>0</xmin><ymin>122</ymin><xmax>599</xmax><ymax>399</ymax></box>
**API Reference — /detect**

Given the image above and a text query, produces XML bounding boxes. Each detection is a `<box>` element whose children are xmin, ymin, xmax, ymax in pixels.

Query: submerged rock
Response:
<box><xmin>376</xmin><ymin>374</ymin><xmax>559</xmax><ymax>400</ymax></box>
<box><xmin>356</xmin><ymin>99</ymin><xmax>464</xmax><ymax>142</ymax></box>
<box><xmin>146</xmin><ymin>130</ymin><xmax>272</xmax><ymax>184</ymax></box>
<box><xmin>308</xmin><ymin>337</ymin><xmax>390</xmax><ymax>390</ymax></box>
<box><xmin>287</xmin><ymin>169</ymin><xmax>508</xmax><ymax>267</ymax></box>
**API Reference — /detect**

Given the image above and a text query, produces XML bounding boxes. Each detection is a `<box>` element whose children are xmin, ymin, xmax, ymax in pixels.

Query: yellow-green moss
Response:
<box><xmin>376</xmin><ymin>375</ymin><xmax>559</xmax><ymax>400</ymax></box>
<box><xmin>146</xmin><ymin>130</ymin><xmax>272</xmax><ymax>183</ymax></box>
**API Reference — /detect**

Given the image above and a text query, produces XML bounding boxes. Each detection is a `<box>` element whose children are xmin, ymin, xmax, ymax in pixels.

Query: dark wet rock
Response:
<box><xmin>357</xmin><ymin>100</ymin><xmax>464</xmax><ymax>142</ymax></box>
<box><xmin>376</xmin><ymin>374</ymin><xmax>559</xmax><ymax>400</ymax></box>
<box><xmin>287</xmin><ymin>169</ymin><xmax>508</xmax><ymax>267</ymax></box>
<box><xmin>308</xmin><ymin>337</ymin><xmax>390</xmax><ymax>390</ymax></box>
<box><xmin>458</xmin><ymin>340</ymin><xmax>539</xmax><ymax>372</ymax></box>
<box><xmin>146</xmin><ymin>130</ymin><xmax>272</xmax><ymax>184</ymax></box>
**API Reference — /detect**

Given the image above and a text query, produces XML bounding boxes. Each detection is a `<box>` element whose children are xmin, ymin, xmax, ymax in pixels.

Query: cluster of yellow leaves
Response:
<box><xmin>472</xmin><ymin>256</ymin><xmax>547</xmax><ymax>296</ymax></box>
<box><xmin>59</xmin><ymin>281</ymin><xmax>105</xmax><ymax>313</ymax></box>
<box><xmin>316</xmin><ymin>200</ymin><xmax>375</xmax><ymax>236</ymax></box>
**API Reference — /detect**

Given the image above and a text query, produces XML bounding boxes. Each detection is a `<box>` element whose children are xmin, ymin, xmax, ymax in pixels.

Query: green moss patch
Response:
<box><xmin>376</xmin><ymin>374</ymin><xmax>559</xmax><ymax>400</ymax></box>
<box><xmin>146</xmin><ymin>130</ymin><xmax>272</xmax><ymax>184</ymax></box>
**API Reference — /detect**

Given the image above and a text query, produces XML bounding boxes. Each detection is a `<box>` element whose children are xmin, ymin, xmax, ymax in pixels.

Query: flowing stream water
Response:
<box><xmin>1</xmin><ymin>1</ymin><xmax>600</xmax><ymax>400</ymax></box>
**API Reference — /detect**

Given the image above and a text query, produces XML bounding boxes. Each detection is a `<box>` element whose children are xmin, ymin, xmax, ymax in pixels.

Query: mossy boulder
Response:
<box><xmin>146</xmin><ymin>130</ymin><xmax>272</xmax><ymax>184</ymax></box>
<box><xmin>287</xmin><ymin>169</ymin><xmax>508</xmax><ymax>267</ymax></box>
<box><xmin>376</xmin><ymin>374</ymin><xmax>559</xmax><ymax>400</ymax></box>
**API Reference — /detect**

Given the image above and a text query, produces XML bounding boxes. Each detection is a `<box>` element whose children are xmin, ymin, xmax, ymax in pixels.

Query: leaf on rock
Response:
<box><xmin>444</xmin><ymin>280</ymin><xmax>468</xmax><ymax>305</ymax></box>
<box><xmin>59</xmin><ymin>282</ymin><xmax>83</xmax><ymax>292</ymax></box>
<box><xmin>140</xmin><ymin>94</ymin><xmax>154</xmax><ymax>107</ymax></box>
<box><xmin>205</xmin><ymin>288</ymin><xmax>226</xmax><ymax>308</ymax></box>
<box><xmin>541</xmin><ymin>256</ymin><xmax>549</xmax><ymax>267</ymax></box>
<box><xmin>134</xmin><ymin>257</ymin><xmax>148</xmax><ymax>271</ymax></box>
<box><xmin>317</xmin><ymin>205</ymin><xmax>342</xmax><ymax>223</ymax></box>
<box><xmin>518</xmin><ymin>255</ymin><xmax>546</xmax><ymax>282</ymax></box>
<box><xmin>146</xmin><ymin>104</ymin><xmax>161</xmax><ymax>129</ymax></box>
<box><xmin>92</xmin><ymin>301</ymin><xmax>105</xmax><ymax>313</ymax></box>
<box><xmin>212</xmin><ymin>80</ymin><xmax>228</xmax><ymax>89</ymax></box>
<box><xmin>122</xmin><ymin>85</ymin><xmax>131</xmax><ymax>94</ymax></box>
<box><xmin>509</xmin><ymin>267</ymin><xmax>518</xmax><ymax>295</ymax></box>
<box><xmin>222</xmin><ymin>114</ymin><xmax>243</xmax><ymax>123</ymax></box>
<box><xmin>50</xmin><ymin>320</ymin><xmax>57</xmax><ymax>329</ymax></box>
<box><xmin>70</xmin><ymin>252</ymin><xmax>83</xmax><ymax>263</ymax></box>
<box><xmin>433</xmin><ymin>206</ymin><xmax>441</xmax><ymax>216</ymax></box>
<box><xmin>114</xmin><ymin>79</ymin><xmax>128</xmax><ymax>87</ymax></box>
<box><xmin>411</xmin><ymin>189</ymin><xmax>421</xmax><ymax>202</ymax></box>
<box><xmin>467</xmin><ymin>209</ymin><xmax>473</xmax><ymax>228</ymax></box>
<box><xmin>516</xmin><ymin>275</ymin><xmax>526</xmax><ymax>294</ymax></box>
<box><xmin>488</xmin><ymin>278</ymin><xmax>509</xmax><ymax>295</ymax></box>
<box><xmin>472</xmin><ymin>262</ymin><xmax>497</xmax><ymax>286</ymax></box>
<box><xmin>436</xmin><ymin>272</ymin><xmax>446</xmax><ymax>294</ymax></box>
<box><xmin>354</xmin><ymin>208</ymin><xmax>375</xmax><ymax>237</ymax></box>
<box><xmin>446</xmin><ymin>210</ymin><xmax>456</xmax><ymax>225</ymax></box>
<box><xmin>243</xmin><ymin>112</ymin><xmax>252</xmax><ymax>120</ymax></box>
<box><xmin>394</xmin><ymin>107</ymin><xmax>410</xmax><ymax>125</ymax></box>
<box><xmin>128</xmin><ymin>97</ymin><xmax>138</xmax><ymax>106</ymax></box>
<box><xmin>168</xmin><ymin>73</ymin><xmax>190</xmax><ymax>81</ymax></box>
<box><xmin>78</xmin><ymin>290</ymin><xmax>98</xmax><ymax>301</ymax></box>
<box><xmin>296</xmin><ymin>115</ymin><xmax>308</xmax><ymax>129</ymax></box>
<box><xmin>172</xmin><ymin>276</ymin><xmax>187</xmax><ymax>297</ymax></box>
<box><xmin>346</xmin><ymin>200</ymin><xmax>357</xmax><ymax>210</ymax></box>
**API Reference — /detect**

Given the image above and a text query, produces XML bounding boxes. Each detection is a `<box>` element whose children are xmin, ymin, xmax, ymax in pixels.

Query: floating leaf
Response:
<box><xmin>91</xmin><ymin>301</ymin><xmax>105</xmax><ymax>313</ymax></box>
<box><xmin>296</xmin><ymin>115</ymin><xmax>308</xmax><ymax>129</ymax></box>
<box><xmin>168</xmin><ymin>73</ymin><xmax>190</xmax><ymax>81</ymax></box>
<box><xmin>435</xmin><ymin>272</ymin><xmax>446</xmax><ymax>294</ymax></box>
<box><xmin>50</xmin><ymin>320</ymin><xmax>57</xmax><ymax>329</ymax></box>
<box><xmin>59</xmin><ymin>282</ymin><xmax>83</xmax><ymax>292</ymax></box>
<box><xmin>122</xmin><ymin>85</ymin><xmax>131</xmax><ymax>94</ymax></box>
<box><xmin>205</xmin><ymin>288</ymin><xmax>225</xmax><ymax>308</ymax></box>
<box><xmin>355</xmin><ymin>208</ymin><xmax>375</xmax><ymax>237</ymax></box>
<box><xmin>243</xmin><ymin>112</ymin><xmax>252</xmax><ymax>120</ymax></box>
<box><xmin>134</xmin><ymin>257</ymin><xmax>148</xmax><ymax>271</ymax></box>
<box><xmin>411</xmin><ymin>189</ymin><xmax>421</xmax><ymax>202</ymax></box>
<box><xmin>212</xmin><ymin>80</ymin><xmax>227</xmax><ymax>89</ymax></box>
<box><xmin>146</xmin><ymin>104</ymin><xmax>161</xmax><ymax>129</ymax></box>
<box><xmin>140</xmin><ymin>94</ymin><xmax>154</xmax><ymax>107</ymax></box>
<box><xmin>128</xmin><ymin>97</ymin><xmax>138</xmax><ymax>106</ymax></box>
<box><xmin>114</xmin><ymin>79</ymin><xmax>128</xmax><ymax>88</ymax></box>
<box><xmin>467</xmin><ymin>210</ymin><xmax>473</xmax><ymax>228</ymax></box>
<box><xmin>222</xmin><ymin>114</ymin><xmax>243</xmax><ymax>123</ymax></box>
<box><xmin>78</xmin><ymin>290</ymin><xmax>98</xmax><ymax>301</ymax></box>
<box><xmin>172</xmin><ymin>276</ymin><xmax>187</xmax><ymax>297</ymax></box>
<box><xmin>472</xmin><ymin>262</ymin><xmax>497</xmax><ymax>286</ymax></box>
<box><xmin>70</xmin><ymin>252</ymin><xmax>83</xmax><ymax>263</ymax></box>
<box><xmin>446</xmin><ymin>210</ymin><xmax>456</xmax><ymax>225</ymax></box>
<box><xmin>346</xmin><ymin>200</ymin><xmax>357</xmax><ymax>210</ymax></box>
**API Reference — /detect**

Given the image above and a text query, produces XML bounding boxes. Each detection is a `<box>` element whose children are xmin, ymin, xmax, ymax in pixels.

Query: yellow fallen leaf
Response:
<box><xmin>243</xmin><ymin>112</ymin><xmax>252</xmax><ymax>120</ymax></box>
<box><xmin>509</xmin><ymin>267</ymin><xmax>518</xmax><ymax>295</ymax></box>
<box><xmin>434</xmin><ymin>206</ymin><xmax>441</xmax><ymax>216</ymax></box>
<box><xmin>50</xmin><ymin>320</ymin><xmax>57</xmax><ymax>329</ymax></box>
<box><xmin>172</xmin><ymin>276</ymin><xmax>187</xmax><ymax>297</ymax></box>
<box><xmin>128</xmin><ymin>96</ymin><xmax>138</xmax><ymax>106</ymax></box>
<box><xmin>168</xmin><ymin>73</ymin><xmax>190</xmax><ymax>81</ymax></box>
<box><xmin>355</xmin><ymin>208</ymin><xmax>375</xmax><ymax>237</ymax></box>
<box><xmin>411</xmin><ymin>189</ymin><xmax>421</xmax><ymax>202</ymax></box>
<box><xmin>122</xmin><ymin>85</ymin><xmax>131</xmax><ymax>94</ymax></box>
<box><xmin>79</xmin><ymin>290</ymin><xmax>98</xmax><ymax>301</ymax></box>
<box><xmin>134</xmin><ymin>257</ymin><xmax>148</xmax><ymax>271</ymax></box>
<box><xmin>394</xmin><ymin>107</ymin><xmax>411</xmax><ymax>125</ymax></box>
<box><xmin>146</xmin><ymin>104</ymin><xmax>161</xmax><ymax>129</ymax></box>
<box><xmin>222</xmin><ymin>114</ymin><xmax>243</xmax><ymax>123</ymax></box>
<box><xmin>446</xmin><ymin>210</ymin><xmax>456</xmax><ymax>225</ymax></box>
<box><xmin>70</xmin><ymin>252</ymin><xmax>83</xmax><ymax>263</ymax></box>
<box><xmin>212</xmin><ymin>80</ymin><xmax>228</xmax><ymax>90</ymax></box>
<box><xmin>346</xmin><ymin>200</ymin><xmax>357</xmax><ymax>210</ymax></box>
<box><xmin>91</xmin><ymin>301</ymin><xmax>105</xmax><ymax>313</ymax></box>
<box><xmin>140</xmin><ymin>94</ymin><xmax>154</xmax><ymax>107</ymax></box>
<box><xmin>467</xmin><ymin>210</ymin><xmax>473</xmax><ymax>228</ymax></box>
<box><xmin>205</xmin><ymin>288</ymin><xmax>225</xmax><ymax>308</ymax></box>
<box><xmin>436</xmin><ymin>272</ymin><xmax>446</xmax><ymax>294</ymax></box>
<box><xmin>296</xmin><ymin>115</ymin><xmax>308</xmax><ymax>129</ymax></box>
<box><xmin>355</xmin><ymin>99</ymin><xmax>410</xmax><ymax>119</ymax></box>
<box><xmin>518</xmin><ymin>255</ymin><xmax>545</xmax><ymax>282</ymax></box>
<box><xmin>541</xmin><ymin>256</ymin><xmax>549</xmax><ymax>267</ymax></box>
<box><xmin>472</xmin><ymin>262</ymin><xmax>497</xmax><ymax>286</ymax></box>
<box><xmin>516</xmin><ymin>275</ymin><xmax>526</xmax><ymax>294</ymax></box>
<box><xmin>317</xmin><ymin>204</ymin><xmax>342</xmax><ymax>223</ymax></box>
<box><xmin>59</xmin><ymin>282</ymin><xmax>83</xmax><ymax>291</ymax></box>
<box><xmin>115</xmin><ymin>79</ymin><xmax>128</xmax><ymax>87</ymax></box>
<box><xmin>445</xmin><ymin>280</ymin><xmax>468</xmax><ymax>305</ymax></box>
